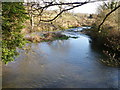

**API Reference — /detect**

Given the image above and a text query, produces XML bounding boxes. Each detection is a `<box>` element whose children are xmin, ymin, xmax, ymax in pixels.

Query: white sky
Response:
<box><xmin>48</xmin><ymin>0</ymin><xmax>108</xmax><ymax>14</ymax></box>
<box><xmin>25</xmin><ymin>0</ymin><xmax>111</xmax><ymax>14</ymax></box>
<box><xmin>68</xmin><ymin>0</ymin><xmax>119</xmax><ymax>14</ymax></box>
<box><xmin>70</xmin><ymin>1</ymin><xmax>105</xmax><ymax>14</ymax></box>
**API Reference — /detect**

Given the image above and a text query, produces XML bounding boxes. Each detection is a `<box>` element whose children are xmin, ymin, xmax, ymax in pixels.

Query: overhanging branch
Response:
<box><xmin>38</xmin><ymin>0</ymin><xmax>100</xmax><ymax>22</ymax></box>
<box><xmin>98</xmin><ymin>4</ymin><xmax>120</xmax><ymax>31</ymax></box>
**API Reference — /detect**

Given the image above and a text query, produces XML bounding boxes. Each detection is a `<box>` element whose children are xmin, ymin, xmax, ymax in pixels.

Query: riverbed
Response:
<box><xmin>2</xmin><ymin>28</ymin><xmax>119</xmax><ymax>88</ymax></box>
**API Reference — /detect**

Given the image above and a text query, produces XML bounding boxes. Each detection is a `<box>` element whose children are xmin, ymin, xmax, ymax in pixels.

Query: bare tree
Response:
<box><xmin>98</xmin><ymin>3</ymin><xmax>120</xmax><ymax>31</ymax></box>
<box><xmin>25</xmin><ymin>0</ymin><xmax>108</xmax><ymax>29</ymax></box>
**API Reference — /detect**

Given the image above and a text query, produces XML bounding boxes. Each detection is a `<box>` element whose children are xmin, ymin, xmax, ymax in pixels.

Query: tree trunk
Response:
<box><xmin>30</xmin><ymin>14</ymin><xmax>34</xmax><ymax>30</ymax></box>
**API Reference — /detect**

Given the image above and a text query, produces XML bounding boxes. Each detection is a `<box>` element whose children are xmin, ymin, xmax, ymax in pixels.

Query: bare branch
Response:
<box><xmin>38</xmin><ymin>0</ymin><xmax>99</xmax><ymax>22</ymax></box>
<box><xmin>98</xmin><ymin>4</ymin><xmax>120</xmax><ymax>31</ymax></box>
<box><xmin>25</xmin><ymin>0</ymin><xmax>108</xmax><ymax>28</ymax></box>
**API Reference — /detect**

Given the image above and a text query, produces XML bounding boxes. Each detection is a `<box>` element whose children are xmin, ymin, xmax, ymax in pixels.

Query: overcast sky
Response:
<box><xmin>25</xmin><ymin>0</ymin><xmax>111</xmax><ymax>14</ymax></box>
<box><xmin>48</xmin><ymin>0</ymin><xmax>108</xmax><ymax>14</ymax></box>
<box><xmin>66</xmin><ymin>0</ymin><xmax>119</xmax><ymax>14</ymax></box>
<box><xmin>70</xmin><ymin>1</ymin><xmax>105</xmax><ymax>14</ymax></box>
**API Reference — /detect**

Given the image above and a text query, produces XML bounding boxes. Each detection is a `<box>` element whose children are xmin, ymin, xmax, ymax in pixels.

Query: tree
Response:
<box><xmin>25</xmin><ymin>0</ymin><xmax>107</xmax><ymax>29</ymax></box>
<box><xmin>2</xmin><ymin>2</ymin><xmax>29</xmax><ymax>64</ymax></box>
<box><xmin>98</xmin><ymin>2</ymin><xmax>120</xmax><ymax>31</ymax></box>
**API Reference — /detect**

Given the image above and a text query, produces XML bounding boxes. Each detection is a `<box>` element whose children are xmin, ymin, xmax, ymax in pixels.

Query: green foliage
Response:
<box><xmin>2</xmin><ymin>2</ymin><xmax>29</xmax><ymax>64</ymax></box>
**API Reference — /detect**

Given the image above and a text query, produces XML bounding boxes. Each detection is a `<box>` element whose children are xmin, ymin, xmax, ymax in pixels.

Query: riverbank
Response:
<box><xmin>25</xmin><ymin>32</ymin><xmax>78</xmax><ymax>43</ymax></box>
<box><xmin>81</xmin><ymin>28</ymin><xmax>120</xmax><ymax>67</ymax></box>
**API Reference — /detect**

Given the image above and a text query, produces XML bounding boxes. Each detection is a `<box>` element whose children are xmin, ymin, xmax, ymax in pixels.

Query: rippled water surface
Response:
<box><xmin>3</xmin><ymin>30</ymin><xmax>119</xmax><ymax>88</ymax></box>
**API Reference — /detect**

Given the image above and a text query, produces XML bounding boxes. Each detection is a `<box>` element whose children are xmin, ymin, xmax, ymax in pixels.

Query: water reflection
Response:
<box><xmin>2</xmin><ymin>31</ymin><xmax>119</xmax><ymax>88</ymax></box>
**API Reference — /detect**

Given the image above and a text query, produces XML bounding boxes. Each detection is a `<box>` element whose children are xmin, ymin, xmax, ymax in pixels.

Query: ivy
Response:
<box><xmin>2</xmin><ymin>2</ymin><xmax>29</xmax><ymax>64</ymax></box>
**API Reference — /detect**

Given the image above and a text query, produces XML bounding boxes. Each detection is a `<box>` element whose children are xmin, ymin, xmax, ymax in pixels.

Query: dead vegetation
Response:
<box><xmin>22</xmin><ymin>11</ymin><xmax>96</xmax><ymax>34</ymax></box>
<box><xmin>25</xmin><ymin>32</ymin><xmax>69</xmax><ymax>43</ymax></box>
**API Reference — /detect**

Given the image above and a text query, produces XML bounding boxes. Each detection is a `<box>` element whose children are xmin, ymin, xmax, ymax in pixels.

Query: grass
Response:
<box><xmin>25</xmin><ymin>32</ymin><xmax>70</xmax><ymax>43</ymax></box>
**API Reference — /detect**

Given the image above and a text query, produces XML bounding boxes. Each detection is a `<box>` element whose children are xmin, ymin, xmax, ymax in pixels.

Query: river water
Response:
<box><xmin>2</xmin><ymin>28</ymin><xmax>119</xmax><ymax>88</ymax></box>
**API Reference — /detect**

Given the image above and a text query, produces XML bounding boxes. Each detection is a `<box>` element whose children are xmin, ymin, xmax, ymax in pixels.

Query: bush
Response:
<box><xmin>88</xmin><ymin>1</ymin><xmax>120</xmax><ymax>67</ymax></box>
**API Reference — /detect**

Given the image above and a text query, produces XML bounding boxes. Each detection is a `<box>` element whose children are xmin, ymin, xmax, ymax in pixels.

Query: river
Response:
<box><xmin>2</xmin><ymin>27</ymin><xmax>119</xmax><ymax>88</ymax></box>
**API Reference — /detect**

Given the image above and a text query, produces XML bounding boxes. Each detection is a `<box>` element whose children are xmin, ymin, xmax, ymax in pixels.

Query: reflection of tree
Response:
<box><xmin>21</xmin><ymin>43</ymin><xmax>47</xmax><ymax>57</ymax></box>
<box><xmin>47</xmin><ymin>40</ymin><xmax>70</xmax><ymax>55</ymax></box>
<box><xmin>89</xmin><ymin>40</ymin><xmax>107</xmax><ymax>58</ymax></box>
